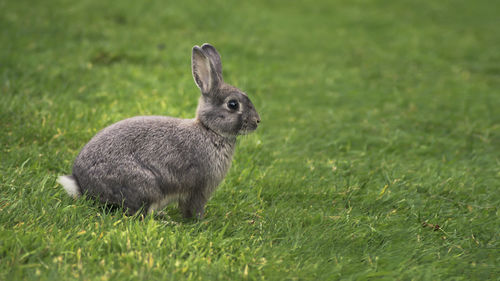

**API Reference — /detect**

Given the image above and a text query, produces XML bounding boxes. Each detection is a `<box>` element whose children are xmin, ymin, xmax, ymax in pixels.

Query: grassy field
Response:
<box><xmin>1</xmin><ymin>0</ymin><xmax>499</xmax><ymax>279</ymax></box>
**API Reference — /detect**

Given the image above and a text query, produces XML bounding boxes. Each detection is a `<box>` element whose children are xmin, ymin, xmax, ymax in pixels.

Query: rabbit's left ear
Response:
<box><xmin>201</xmin><ymin>43</ymin><xmax>223</xmax><ymax>79</ymax></box>
<box><xmin>192</xmin><ymin>45</ymin><xmax>221</xmax><ymax>94</ymax></box>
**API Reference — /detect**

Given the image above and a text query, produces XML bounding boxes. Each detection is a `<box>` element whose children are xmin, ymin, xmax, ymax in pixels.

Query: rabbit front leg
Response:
<box><xmin>178</xmin><ymin>192</ymin><xmax>208</xmax><ymax>219</ymax></box>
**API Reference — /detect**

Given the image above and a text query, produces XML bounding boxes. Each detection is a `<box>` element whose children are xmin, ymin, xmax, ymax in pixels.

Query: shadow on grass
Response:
<box><xmin>75</xmin><ymin>195</ymin><xmax>199</xmax><ymax>224</ymax></box>
<box><xmin>90</xmin><ymin>50</ymin><xmax>147</xmax><ymax>66</ymax></box>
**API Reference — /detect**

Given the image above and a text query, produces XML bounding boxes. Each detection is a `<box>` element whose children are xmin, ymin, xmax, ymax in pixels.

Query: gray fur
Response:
<box><xmin>59</xmin><ymin>43</ymin><xmax>260</xmax><ymax>218</ymax></box>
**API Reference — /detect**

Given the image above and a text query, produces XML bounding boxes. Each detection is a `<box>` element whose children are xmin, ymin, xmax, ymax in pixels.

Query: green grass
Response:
<box><xmin>1</xmin><ymin>0</ymin><xmax>499</xmax><ymax>279</ymax></box>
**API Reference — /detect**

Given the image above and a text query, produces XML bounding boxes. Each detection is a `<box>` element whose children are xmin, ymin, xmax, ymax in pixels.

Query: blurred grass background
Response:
<box><xmin>1</xmin><ymin>0</ymin><xmax>499</xmax><ymax>279</ymax></box>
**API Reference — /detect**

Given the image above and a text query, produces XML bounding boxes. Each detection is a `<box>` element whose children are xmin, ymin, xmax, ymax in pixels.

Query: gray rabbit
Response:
<box><xmin>57</xmin><ymin>43</ymin><xmax>260</xmax><ymax>218</ymax></box>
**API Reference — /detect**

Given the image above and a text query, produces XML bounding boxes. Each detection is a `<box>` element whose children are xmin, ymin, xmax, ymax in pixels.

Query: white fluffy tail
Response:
<box><xmin>57</xmin><ymin>175</ymin><xmax>81</xmax><ymax>199</ymax></box>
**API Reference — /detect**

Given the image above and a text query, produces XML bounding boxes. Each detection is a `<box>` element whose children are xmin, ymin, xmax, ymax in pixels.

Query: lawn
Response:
<box><xmin>1</xmin><ymin>0</ymin><xmax>499</xmax><ymax>279</ymax></box>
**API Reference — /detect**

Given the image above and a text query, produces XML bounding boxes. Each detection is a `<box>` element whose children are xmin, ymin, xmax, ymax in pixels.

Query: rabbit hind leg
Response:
<box><xmin>85</xmin><ymin>162</ymin><xmax>162</xmax><ymax>215</ymax></box>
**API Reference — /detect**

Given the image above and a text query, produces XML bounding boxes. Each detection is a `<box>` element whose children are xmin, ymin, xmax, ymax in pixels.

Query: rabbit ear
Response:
<box><xmin>201</xmin><ymin>43</ymin><xmax>223</xmax><ymax>79</ymax></box>
<box><xmin>192</xmin><ymin>46</ymin><xmax>220</xmax><ymax>94</ymax></box>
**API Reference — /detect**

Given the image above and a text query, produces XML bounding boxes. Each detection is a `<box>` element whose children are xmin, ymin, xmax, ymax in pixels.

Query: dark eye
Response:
<box><xmin>227</xmin><ymin>100</ymin><xmax>239</xmax><ymax>110</ymax></box>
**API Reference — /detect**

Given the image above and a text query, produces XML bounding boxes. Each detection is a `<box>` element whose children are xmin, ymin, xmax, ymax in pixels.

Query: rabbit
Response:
<box><xmin>57</xmin><ymin>43</ymin><xmax>260</xmax><ymax>218</ymax></box>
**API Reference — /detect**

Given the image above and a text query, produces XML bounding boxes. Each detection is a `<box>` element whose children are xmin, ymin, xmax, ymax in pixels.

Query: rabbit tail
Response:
<box><xmin>57</xmin><ymin>175</ymin><xmax>81</xmax><ymax>199</ymax></box>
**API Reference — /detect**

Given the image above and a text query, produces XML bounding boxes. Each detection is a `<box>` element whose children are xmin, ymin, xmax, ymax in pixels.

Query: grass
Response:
<box><xmin>1</xmin><ymin>0</ymin><xmax>499</xmax><ymax>279</ymax></box>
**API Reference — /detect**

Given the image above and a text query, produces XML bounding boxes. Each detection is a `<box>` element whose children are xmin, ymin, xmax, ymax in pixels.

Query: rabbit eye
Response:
<box><xmin>227</xmin><ymin>100</ymin><xmax>239</xmax><ymax>110</ymax></box>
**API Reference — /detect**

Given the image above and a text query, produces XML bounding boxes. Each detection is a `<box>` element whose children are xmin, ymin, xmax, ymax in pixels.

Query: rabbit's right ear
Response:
<box><xmin>192</xmin><ymin>46</ymin><xmax>220</xmax><ymax>95</ymax></box>
<box><xmin>201</xmin><ymin>43</ymin><xmax>223</xmax><ymax>79</ymax></box>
